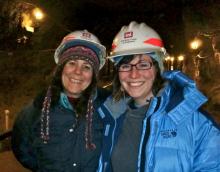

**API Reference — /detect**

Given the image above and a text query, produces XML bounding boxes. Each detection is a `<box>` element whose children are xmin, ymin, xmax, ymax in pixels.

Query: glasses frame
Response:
<box><xmin>118</xmin><ymin>61</ymin><xmax>153</xmax><ymax>72</ymax></box>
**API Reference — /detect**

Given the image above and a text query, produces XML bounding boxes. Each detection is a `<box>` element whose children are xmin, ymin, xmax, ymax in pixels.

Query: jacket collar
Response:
<box><xmin>102</xmin><ymin>71</ymin><xmax>207</xmax><ymax>124</ymax></box>
<box><xmin>103</xmin><ymin>96</ymin><xmax>131</xmax><ymax>119</ymax></box>
<box><xmin>160</xmin><ymin>70</ymin><xmax>207</xmax><ymax>124</ymax></box>
<box><xmin>59</xmin><ymin>92</ymin><xmax>74</xmax><ymax>111</ymax></box>
<box><xmin>59</xmin><ymin>88</ymin><xmax>98</xmax><ymax>111</ymax></box>
<box><xmin>166</xmin><ymin>85</ymin><xmax>207</xmax><ymax>124</ymax></box>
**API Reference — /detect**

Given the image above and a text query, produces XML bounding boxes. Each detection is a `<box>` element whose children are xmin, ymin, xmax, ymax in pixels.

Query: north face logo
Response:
<box><xmin>160</xmin><ymin>129</ymin><xmax>177</xmax><ymax>138</ymax></box>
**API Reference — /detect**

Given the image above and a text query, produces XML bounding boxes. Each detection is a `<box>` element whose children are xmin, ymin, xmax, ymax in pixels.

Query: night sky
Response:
<box><xmin>59</xmin><ymin>0</ymin><xmax>186</xmax><ymax>53</ymax></box>
<box><xmin>35</xmin><ymin>0</ymin><xmax>220</xmax><ymax>55</ymax></box>
<box><xmin>1</xmin><ymin>0</ymin><xmax>220</xmax><ymax>55</ymax></box>
<box><xmin>0</xmin><ymin>0</ymin><xmax>220</xmax><ymax>126</ymax></box>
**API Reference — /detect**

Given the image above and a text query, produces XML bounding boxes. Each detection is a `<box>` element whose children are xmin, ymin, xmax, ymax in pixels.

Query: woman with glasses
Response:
<box><xmin>97</xmin><ymin>21</ymin><xmax>220</xmax><ymax>172</ymax></box>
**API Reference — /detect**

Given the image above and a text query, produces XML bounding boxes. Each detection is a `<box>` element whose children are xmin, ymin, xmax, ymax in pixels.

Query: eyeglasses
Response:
<box><xmin>118</xmin><ymin>61</ymin><xmax>153</xmax><ymax>72</ymax></box>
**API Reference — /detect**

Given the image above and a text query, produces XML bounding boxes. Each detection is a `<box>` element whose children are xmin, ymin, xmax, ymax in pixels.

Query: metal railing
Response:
<box><xmin>0</xmin><ymin>130</ymin><xmax>12</xmax><ymax>141</ymax></box>
<box><xmin>0</xmin><ymin>130</ymin><xmax>12</xmax><ymax>152</ymax></box>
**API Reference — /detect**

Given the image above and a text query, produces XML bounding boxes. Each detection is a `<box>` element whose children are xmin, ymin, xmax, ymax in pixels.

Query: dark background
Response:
<box><xmin>1</xmin><ymin>0</ymin><xmax>219</xmax><ymax>54</ymax></box>
<box><xmin>0</xmin><ymin>1</ymin><xmax>219</xmax><ymax>171</ymax></box>
<box><xmin>0</xmin><ymin>0</ymin><xmax>220</xmax><ymax>125</ymax></box>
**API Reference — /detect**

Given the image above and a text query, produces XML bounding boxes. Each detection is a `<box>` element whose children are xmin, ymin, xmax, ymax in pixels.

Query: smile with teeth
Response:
<box><xmin>128</xmin><ymin>81</ymin><xmax>144</xmax><ymax>87</ymax></box>
<box><xmin>69</xmin><ymin>78</ymin><xmax>82</xmax><ymax>84</ymax></box>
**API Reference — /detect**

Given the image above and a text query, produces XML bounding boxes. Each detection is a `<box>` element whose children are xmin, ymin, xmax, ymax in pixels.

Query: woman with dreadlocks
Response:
<box><xmin>12</xmin><ymin>30</ymin><xmax>110</xmax><ymax>172</ymax></box>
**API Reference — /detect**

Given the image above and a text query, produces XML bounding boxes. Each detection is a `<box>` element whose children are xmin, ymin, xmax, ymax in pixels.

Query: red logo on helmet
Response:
<box><xmin>82</xmin><ymin>32</ymin><xmax>91</xmax><ymax>38</ymax></box>
<box><xmin>124</xmin><ymin>32</ymin><xmax>133</xmax><ymax>38</ymax></box>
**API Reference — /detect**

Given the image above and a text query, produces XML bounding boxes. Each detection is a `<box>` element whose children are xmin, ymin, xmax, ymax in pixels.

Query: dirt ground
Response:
<box><xmin>0</xmin><ymin>151</ymin><xmax>30</xmax><ymax>172</ymax></box>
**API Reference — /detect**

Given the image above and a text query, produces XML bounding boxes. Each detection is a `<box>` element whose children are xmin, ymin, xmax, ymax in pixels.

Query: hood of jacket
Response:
<box><xmin>101</xmin><ymin>70</ymin><xmax>207</xmax><ymax>123</ymax></box>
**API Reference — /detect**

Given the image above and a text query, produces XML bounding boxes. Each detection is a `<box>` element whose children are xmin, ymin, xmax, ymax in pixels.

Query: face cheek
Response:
<box><xmin>145</xmin><ymin>67</ymin><xmax>157</xmax><ymax>86</ymax></box>
<box><xmin>61</xmin><ymin>64</ymin><xmax>93</xmax><ymax>95</ymax></box>
<box><xmin>152</xmin><ymin>66</ymin><xmax>157</xmax><ymax>81</ymax></box>
<box><xmin>149</xmin><ymin>66</ymin><xmax>156</xmax><ymax>77</ymax></box>
<box><xmin>61</xmin><ymin>70</ymin><xmax>70</xmax><ymax>90</ymax></box>
<box><xmin>82</xmin><ymin>68</ymin><xmax>93</xmax><ymax>89</ymax></box>
<box><xmin>118</xmin><ymin>67</ymin><xmax>157</xmax><ymax>92</ymax></box>
<box><xmin>84</xmin><ymin>74</ymin><xmax>93</xmax><ymax>88</ymax></box>
<box><xmin>119</xmin><ymin>72</ymin><xmax>128</xmax><ymax>89</ymax></box>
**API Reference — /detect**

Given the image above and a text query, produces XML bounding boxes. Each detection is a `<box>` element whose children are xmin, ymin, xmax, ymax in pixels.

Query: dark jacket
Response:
<box><xmin>12</xmin><ymin>87</ymin><xmax>110</xmax><ymax>172</ymax></box>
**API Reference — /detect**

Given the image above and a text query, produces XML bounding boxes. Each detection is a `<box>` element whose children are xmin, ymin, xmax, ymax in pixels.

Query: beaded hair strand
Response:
<box><xmin>85</xmin><ymin>96</ymin><xmax>96</xmax><ymax>150</ymax></box>
<box><xmin>40</xmin><ymin>46</ymin><xmax>99</xmax><ymax>147</ymax></box>
<box><xmin>40</xmin><ymin>86</ymin><xmax>52</xmax><ymax>143</ymax></box>
<box><xmin>40</xmin><ymin>67</ymin><xmax>98</xmax><ymax>149</ymax></box>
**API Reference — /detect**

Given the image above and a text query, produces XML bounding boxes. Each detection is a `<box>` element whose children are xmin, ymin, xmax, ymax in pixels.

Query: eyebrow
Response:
<box><xmin>69</xmin><ymin>59</ymin><xmax>90</xmax><ymax>64</ymax></box>
<box><xmin>138</xmin><ymin>59</ymin><xmax>152</xmax><ymax>63</ymax></box>
<box><xmin>82</xmin><ymin>61</ymin><xmax>91</xmax><ymax>65</ymax></box>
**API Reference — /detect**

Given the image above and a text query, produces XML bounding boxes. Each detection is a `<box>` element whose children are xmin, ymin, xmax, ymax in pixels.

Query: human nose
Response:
<box><xmin>74</xmin><ymin>64</ymin><xmax>83</xmax><ymax>74</ymax></box>
<box><xmin>129</xmin><ymin>66</ymin><xmax>140</xmax><ymax>78</ymax></box>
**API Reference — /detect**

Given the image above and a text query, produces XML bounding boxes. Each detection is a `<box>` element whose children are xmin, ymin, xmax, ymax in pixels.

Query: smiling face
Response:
<box><xmin>118</xmin><ymin>54</ymin><xmax>157</xmax><ymax>105</ymax></box>
<box><xmin>62</xmin><ymin>59</ymin><xmax>93</xmax><ymax>98</ymax></box>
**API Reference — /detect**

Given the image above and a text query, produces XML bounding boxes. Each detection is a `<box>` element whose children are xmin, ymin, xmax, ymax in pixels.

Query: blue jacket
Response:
<box><xmin>12</xmin><ymin>87</ymin><xmax>110</xmax><ymax>172</ymax></box>
<box><xmin>97</xmin><ymin>71</ymin><xmax>220</xmax><ymax>172</ymax></box>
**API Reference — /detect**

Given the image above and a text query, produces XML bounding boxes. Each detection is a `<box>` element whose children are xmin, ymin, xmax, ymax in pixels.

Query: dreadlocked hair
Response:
<box><xmin>41</xmin><ymin>59</ymin><xmax>97</xmax><ymax>149</ymax></box>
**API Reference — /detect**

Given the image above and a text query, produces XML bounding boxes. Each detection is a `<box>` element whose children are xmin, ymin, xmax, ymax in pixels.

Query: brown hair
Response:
<box><xmin>51</xmin><ymin>61</ymin><xmax>97</xmax><ymax>117</ymax></box>
<box><xmin>112</xmin><ymin>55</ymin><xmax>164</xmax><ymax>102</ymax></box>
<box><xmin>41</xmin><ymin>58</ymin><xmax>97</xmax><ymax>149</ymax></box>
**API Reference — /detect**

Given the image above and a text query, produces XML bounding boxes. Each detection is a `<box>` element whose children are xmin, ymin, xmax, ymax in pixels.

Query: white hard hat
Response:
<box><xmin>108</xmin><ymin>21</ymin><xmax>167</xmax><ymax>72</ymax></box>
<box><xmin>54</xmin><ymin>30</ymin><xmax>106</xmax><ymax>69</ymax></box>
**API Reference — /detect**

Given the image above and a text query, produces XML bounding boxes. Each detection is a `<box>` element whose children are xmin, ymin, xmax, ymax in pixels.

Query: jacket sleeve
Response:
<box><xmin>193</xmin><ymin>110</ymin><xmax>220</xmax><ymax>171</ymax></box>
<box><xmin>11</xmin><ymin>103</ymin><xmax>39</xmax><ymax>171</ymax></box>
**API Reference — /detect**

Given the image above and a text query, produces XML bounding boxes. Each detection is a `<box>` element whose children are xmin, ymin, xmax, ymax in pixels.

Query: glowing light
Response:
<box><xmin>178</xmin><ymin>55</ymin><xmax>184</xmax><ymax>61</ymax></box>
<box><xmin>32</xmin><ymin>8</ymin><xmax>44</xmax><ymax>20</ymax></box>
<box><xmin>165</xmin><ymin>56</ymin><xmax>171</xmax><ymax>61</ymax></box>
<box><xmin>190</xmin><ymin>38</ymin><xmax>202</xmax><ymax>50</ymax></box>
<box><xmin>21</xmin><ymin>13</ymin><xmax>34</xmax><ymax>32</ymax></box>
<box><xmin>170</xmin><ymin>56</ymin><xmax>174</xmax><ymax>70</ymax></box>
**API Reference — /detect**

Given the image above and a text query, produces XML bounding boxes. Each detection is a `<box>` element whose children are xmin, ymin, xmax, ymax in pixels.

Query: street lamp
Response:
<box><xmin>170</xmin><ymin>56</ymin><xmax>175</xmax><ymax>70</ymax></box>
<box><xmin>21</xmin><ymin>13</ymin><xmax>34</xmax><ymax>32</ymax></box>
<box><xmin>164</xmin><ymin>56</ymin><xmax>171</xmax><ymax>70</ymax></box>
<box><xmin>177</xmin><ymin>55</ymin><xmax>185</xmax><ymax>71</ymax></box>
<box><xmin>190</xmin><ymin>38</ymin><xmax>202</xmax><ymax>50</ymax></box>
<box><xmin>19</xmin><ymin>1</ymin><xmax>45</xmax><ymax>33</ymax></box>
<box><xmin>32</xmin><ymin>8</ymin><xmax>44</xmax><ymax>20</ymax></box>
<box><xmin>164</xmin><ymin>56</ymin><xmax>175</xmax><ymax>70</ymax></box>
<box><xmin>178</xmin><ymin>55</ymin><xmax>184</xmax><ymax>61</ymax></box>
<box><xmin>21</xmin><ymin>7</ymin><xmax>44</xmax><ymax>32</ymax></box>
<box><xmin>190</xmin><ymin>38</ymin><xmax>203</xmax><ymax>81</ymax></box>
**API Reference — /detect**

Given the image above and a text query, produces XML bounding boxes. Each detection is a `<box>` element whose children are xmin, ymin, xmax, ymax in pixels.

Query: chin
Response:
<box><xmin>129</xmin><ymin>93</ymin><xmax>142</xmax><ymax>99</ymax></box>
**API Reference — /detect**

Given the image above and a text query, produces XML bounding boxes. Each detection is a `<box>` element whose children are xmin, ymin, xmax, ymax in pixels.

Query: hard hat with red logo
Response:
<box><xmin>109</xmin><ymin>21</ymin><xmax>167</xmax><ymax>72</ymax></box>
<box><xmin>54</xmin><ymin>30</ymin><xmax>106</xmax><ymax>69</ymax></box>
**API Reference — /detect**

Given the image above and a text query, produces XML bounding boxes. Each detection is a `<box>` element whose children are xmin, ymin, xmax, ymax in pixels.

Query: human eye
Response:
<box><xmin>82</xmin><ymin>64</ymin><xmax>92</xmax><ymax>71</ymax></box>
<box><xmin>67</xmin><ymin>60</ymin><xmax>77</xmax><ymax>66</ymax></box>
<box><xmin>119</xmin><ymin>64</ymin><xmax>131</xmax><ymax>71</ymax></box>
<box><xmin>137</xmin><ymin>62</ymin><xmax>152</xmax><ymax>69</ymax></box>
